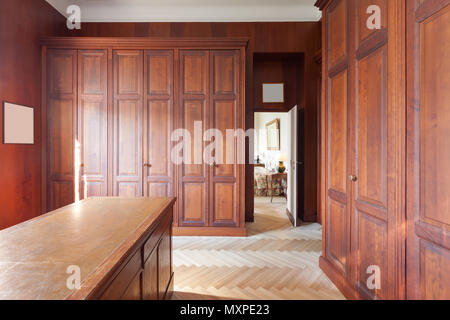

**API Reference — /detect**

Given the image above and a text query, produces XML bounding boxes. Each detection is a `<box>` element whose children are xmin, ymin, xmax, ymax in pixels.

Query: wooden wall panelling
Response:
<box><xmin>209</xmin><ymin>50</ymin><xmax>241</xmax><ymax>227</ymax></box>
<box><xmin>0</xmin><ymin>0</ymin><xmax>68</xmax><ymax>230</ymax></box>
<box><xmin>317</xmin><ymin>0</ymin><xmax>406</xmax><ymax>300</ymax></box>
<box><xmin>46</xmin><ymin>49</ymin><xmax>78</xmax><ymax>211</ymax></box>
<box><xmin>70</xmin><ymin>22</ymin><xmax>321</xmax><ymax>223</ymax></box>
<box><xmin>406</xmin><ymin>0</ymin><xmax>450</xmax><ymax>300</ymax></box>
<box><xmin>178</xmin><ymin>50</ymin><xmax>210</xmax><ymax>227</ymax></box>
<box><xmin>78</xmin><ymin>50</ymin><xmax>108</xmax><ymax>198</ymax></box>
<box><xmin>112</xmin><ymin>50</ymin><xmax>144</xmax><ymax>197</ymax></box>
<box><xmin>143</xmin><ymin>50</ymin><xmax>174</xmax><ymax>199</ymax></box>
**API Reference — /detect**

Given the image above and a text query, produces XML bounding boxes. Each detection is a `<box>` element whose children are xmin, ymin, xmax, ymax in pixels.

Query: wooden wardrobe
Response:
<box><xmin>316</xmin><ymin>0</ymin><xmax>449</xmax><ymax>300</ymax></box>
<box><xmin>42</xmin><ymin>38</ymin><xmax>247</xmax><ymax>237</ymax></box>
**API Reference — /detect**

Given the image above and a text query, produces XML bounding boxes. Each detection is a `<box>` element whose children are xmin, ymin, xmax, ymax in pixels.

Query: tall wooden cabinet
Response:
<box><xmin>42</xmin><ymin>38</ymin><xmax>247</xmax><ymax>237</ymax></box>
<box><xmin>177</xmin><ymin>50</ymin><xmax>244</xmax><ymax>233</ymax></box>
<box><xmin>406</xmin><ymin>0</ymin><xmax>450</xmax><ymax>300</ymax></box>
<box><xmin>316</xmin><ymin>0</ymin><xmax>449</xmax><ymax>300</ymax></box>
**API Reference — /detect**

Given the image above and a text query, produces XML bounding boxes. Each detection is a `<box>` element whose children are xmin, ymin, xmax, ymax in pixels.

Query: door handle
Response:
<box><xmin>209</xmin><ymin>162</ymin><xmax>217</xmax><ymax>167</ymax></box>
<box><xmin>144</xmin><ymin>164</ymin><xmax>152</xmax><ymax>168</ymax></box>
<box><xmin>349</xmin><ymin>175</ymin><xmax>358</xmax><ymax>182</ymax></box>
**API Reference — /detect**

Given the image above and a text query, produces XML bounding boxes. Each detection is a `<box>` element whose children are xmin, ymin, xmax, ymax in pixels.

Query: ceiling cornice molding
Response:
<box><xmin>46</xmin><ymin>0</ymin><xmax>321</xmax><ymax>22</ymax></box>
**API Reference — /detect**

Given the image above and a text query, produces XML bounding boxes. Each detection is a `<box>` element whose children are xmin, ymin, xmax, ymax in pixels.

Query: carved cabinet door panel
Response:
<box><xmin>112</xmin><ymin>50</ymin><xmax>144</xmax><ymax>197</ymax></box>
<box><xmin>178</xmin><ymin>50</ymin><xmax>210</xmax><ymax>227</ymax></box>
<box><xmin>46</xmin><ymin>49</ymin><xmax>77</xmax><ymax>211</ymax></box>
<box><xmin>78</xmin><ymin>50</ymin><xmax>108</xmax><ymax>198</ymax></box>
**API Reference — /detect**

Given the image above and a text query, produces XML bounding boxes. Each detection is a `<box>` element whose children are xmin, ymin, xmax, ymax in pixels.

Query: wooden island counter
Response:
<box><xmin>0</xmin><ymin>197</ymin><xmax>175</xmax><ymax>300</ymax></box>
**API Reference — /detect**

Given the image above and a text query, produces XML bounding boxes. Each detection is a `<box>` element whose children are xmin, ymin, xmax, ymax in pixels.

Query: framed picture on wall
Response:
<box><xmin>2</xmin><ymin>101</ymin><xmax>34</xmax><ymax>144</ymax></box>
<box><xmin>262</xmin><ymin>83</ymin><xmax>285</xmax><ymax>103</ymax></box>
<box><xmin>266</xmin><ymin>119</ymin><xmax>280</xmax><ymax>151</ymax></box>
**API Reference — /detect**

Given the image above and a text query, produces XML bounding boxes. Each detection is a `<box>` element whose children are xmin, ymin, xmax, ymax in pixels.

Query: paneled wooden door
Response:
<box><xmin>143</xmin><ymin>50</ymin><xmax>174</xmax><ymax>198</ymax></box>
<box><xmin>322</xmin><ymin>0</ymin><xmax>352</xmax><ymax>280</ymax></box>
<box><xmin>112</xmin><ymin>50</ymin><xmax>144</xmax><ymax>197</ymax></box>
<box><xmin>178</xmin><ymin>50</ymin><xmax>210</xmax><ymax>227</ymax></box>
<box><xmin>406</xmin><ymin>0</ymin><xmax>450</xmax><ymax>300</ymax></box>
<box><xmin>350</xmin><ymin>0</ymin><xmax>404</xmax><ymax>300</ymax></box>
<box><xmin>78</xmin><ymin>50</ymin><xmax>108</xmax><ymax>198</ymax></box>
<box><xmin>209</xmin><ymin>50</ymin><xmax>242</xmax><ymax>227</ymax></box>
<box><xmin>46</xmin><ymin>49</ymin><xmax>77</xmax><ymax>211</ymax></box>
<box><xmin>320</xmin><ymin>0</ymin><xmax>405</xmax><ymax>299</ymax></box>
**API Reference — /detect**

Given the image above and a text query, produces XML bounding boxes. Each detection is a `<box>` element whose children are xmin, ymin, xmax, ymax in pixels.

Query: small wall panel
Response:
<box><xmin>212</xmin><ymin>100</ymin><xmax>236</xmax><ymax>177</ymax></box>
<box><xmin>356</xmin><ymin>211</ymin><xmax>388</xmax><ymax>299</ymax></box>
<box><xmin>420</xmin><ymin>240</ymin><xmax>450</xmax><ymax>300</ymax></box>
<box><xmin>327</xmin><ymin>0</ymin><xmax>348</xmax><ymax>67</ymax></box>
<box><xmin>327</xmin><ymin>200</ymin><xmax>347</xmax><ymax>273</ymax></box>
<box><xmin>51</xmin><ymin>181</ymin><xmax>74</xmax><ymax>211</ymax></box>
<box><xmin>183</xmin><ymin>53</ymin><xmax>207</xmax><ymax>95</ymax></box>
<box><xmin>213</xmin><ymin>52</ymin><xmax>236</xmax><ymax>95</ymax></box>
<box><xmin>182</xmin><ymin>101</ymin><xmax>206</xmax><ymax>177</ymax></box>
<box><xmin>117</xmin><ymin>54</ymin><xmax>140</xmax><ymax>94</ymax></box>
<box><xmin>356</xmin><ymin>0</ymin><xmax>387</xmax><ymax>45</ymax></box>
<box><xmin>328</xmin><ymin>71</ymin><xmax>348</xmax><ymax>195</ymax></box>
<box><xmin>148</xmin><ymin>55</ymin><xmax>171</xmax><ymax>95</ymax></box>
<box><xmin>212</xmin><ymin>183</ymin><xmax>237</xmax><ymax>227</ymax></box>
<box><xmin>49</xmin><ymin>99</ymin><xmax>74</xmax><ymax>177</ymax></box>
<box><xmin>50</xmin><ymin>55</ymin><xmax>75</xmax><ymax>94</ymax></box>
<box><xmin>420</xmin><ymin>6</ymin><xmax>450</xmax><ymax>227</ymax></box>
<box><xmin>181</xmin><ymin>183</ymin><xmax>207</xmax><ymax>225</ymax></box>
<box><xmin>356</xmin><ymin>47</ymin><xmax>387</xmax><ymax>207</ymax></box>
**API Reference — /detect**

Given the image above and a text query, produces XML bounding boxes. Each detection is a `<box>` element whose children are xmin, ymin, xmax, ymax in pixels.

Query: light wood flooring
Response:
<box><xmin>171</xmin><ymin>197</ymin><xmax>345</xmax><ymax>300</ymax></box>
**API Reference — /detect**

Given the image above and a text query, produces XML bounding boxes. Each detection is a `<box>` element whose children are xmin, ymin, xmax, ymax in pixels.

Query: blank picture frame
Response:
<box><xmin>262</xmin><ymin>83</ymin><xmax>285</xmax><ymax>103</ymax></box>
<box><xmin>2</xmin><ymin>101</ymin><xmax>34</xmax><ymax>144</ymax></box>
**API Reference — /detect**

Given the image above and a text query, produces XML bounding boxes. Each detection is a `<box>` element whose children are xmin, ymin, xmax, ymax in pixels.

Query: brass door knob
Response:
<box><xmin>349</xmin><ymin>175</ymin><xmax>358</xmax><ymax>182</ymax></box>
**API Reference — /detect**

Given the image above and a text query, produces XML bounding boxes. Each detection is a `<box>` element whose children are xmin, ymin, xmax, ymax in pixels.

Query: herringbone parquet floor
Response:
<box><xmin>172</xmin><ymin>197</ymin><xmax>345</xmax><ymax>300</ymax></box>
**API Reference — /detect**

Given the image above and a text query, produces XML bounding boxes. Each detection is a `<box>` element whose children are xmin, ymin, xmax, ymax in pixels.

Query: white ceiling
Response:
<box><xmin>46</xmin><ymin>0</ymin><xmax>321</xmax><ymax>22</ymax></box>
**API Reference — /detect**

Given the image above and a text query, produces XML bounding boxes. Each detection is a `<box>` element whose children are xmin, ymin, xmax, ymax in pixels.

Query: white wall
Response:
<box><xmin>254</xmin><ymin>112</ymin><xmax>289</xmax><ymax>171</ymax></box>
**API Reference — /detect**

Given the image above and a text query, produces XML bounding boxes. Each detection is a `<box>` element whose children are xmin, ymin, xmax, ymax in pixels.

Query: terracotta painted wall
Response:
<box><xmin>72</xmin><ymin>22</ymin><xmax>321</xmax><ymax>221</ymax></box>
<box><xmin>0</xmin><ymin>0</ymin><xmax>67</xmax><ymax>230</ymax></box>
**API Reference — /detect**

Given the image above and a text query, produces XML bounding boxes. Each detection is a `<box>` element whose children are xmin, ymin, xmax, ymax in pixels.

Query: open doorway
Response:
<box><xmin>253</xmin><ymin>110</ymin><xmax>304</xmax><ymax>227</ymax></box>
<box><xmin>250</xmin><ymin>52</ymin><xmax>306</xmax><ymax>227</ymax></box>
